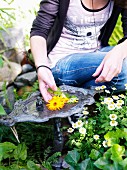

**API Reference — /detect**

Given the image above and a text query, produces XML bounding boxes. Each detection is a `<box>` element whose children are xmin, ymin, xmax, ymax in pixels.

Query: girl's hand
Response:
<box><xmin>37</xmin><ymin>67</ymin><xmax>57</xmax><ymax>102</ymax></box>
<box><xmin>92</xmin><ymin>45</ymin><xmax>125</xmax><ymax>83</ymax></box>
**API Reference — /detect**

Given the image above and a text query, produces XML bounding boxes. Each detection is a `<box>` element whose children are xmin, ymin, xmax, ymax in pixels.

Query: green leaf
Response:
<box><xmin>89</xmin><ymin>149</ymin><xmax>101</xmax><ymax>160</ymax></box>
<box><xmin>0</xmin><ymin>56</ymin><xmax>4</xmax><ymax>67</ymax></box>
<box><xmin>0</xmin><ymin>142</ymin><xmax>17</xmax><ymax>161</ymax></box>
<box><xmin>27</xmin><ymin>161</ymin><xmax>41</xmax><ymax>170</ymax></box>
<box><xmin>121</xmin><ymin>118</ymin><xmax>127</xmax><ymax>127</ymax></box>
<box><xmin>104</xmin><ymin>131</ymin><xmax>119</xmax><ymax>146</ymax></box>
<box><xmin>119</xmin><ymin>158</ymin><xmax>127</xmax><ymax>169</ymax></box>
<box><xmin>111</xmin><ymin>144</ymin><xmax>125</xmax><ymax>162</ymax></box>
<box><xmin>14</xmin><ymin>143</ymin><xmax>27</xmax><ymax>160</ymax></box>
<box><xmin>64</xmin><ymin>149</ymin><xmax>80</xmax><ymax>166</ymax></box>
<box><xmin>94</xmin><ymin>157</ymin><xmax>109</xmax><ymax>169</ymax></box>
<box><xmin>75</xmin><ymin>158</ymin><xmax>90</xmax><ymax>170</ymax></box>
<box><xmin>0</xmin><ymin>104</ymin><xmax>7</xmax><ymax>116</ymax></box>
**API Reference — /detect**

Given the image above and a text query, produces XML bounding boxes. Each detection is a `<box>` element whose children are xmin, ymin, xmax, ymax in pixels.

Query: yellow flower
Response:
<box><xmin>46</xmin><ymin>96</ymin><xmax>68</xmax><ymax>111</ymax></box>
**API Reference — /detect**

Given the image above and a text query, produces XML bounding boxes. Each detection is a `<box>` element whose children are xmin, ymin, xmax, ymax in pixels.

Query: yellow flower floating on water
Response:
<box><xmin>46</xmin><ymin>96</ymin><xmax>69</xmax><ymax>111</ymax></box>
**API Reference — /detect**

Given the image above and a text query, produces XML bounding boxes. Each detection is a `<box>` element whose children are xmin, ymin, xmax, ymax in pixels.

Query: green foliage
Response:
<box><xmin>65</xmin><ymin>86</ymin><xmax>127</xmax><ymax>169</ymax></box>
<box><xmin>0</xmin><ymin>104</ymin><xmax>7</xmax><ymax>116</ymax></box>
<box><xmin>0</xmin><ymin>142</ymin><xmax>41</xmax><ymax>169</ymax></box>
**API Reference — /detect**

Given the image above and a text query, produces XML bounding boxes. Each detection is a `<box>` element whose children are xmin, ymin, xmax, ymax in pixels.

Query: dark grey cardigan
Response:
<box><xmin>30</xmin><ymin>0</ymin><xmax>127</xmax><ymax>54</ymax></box>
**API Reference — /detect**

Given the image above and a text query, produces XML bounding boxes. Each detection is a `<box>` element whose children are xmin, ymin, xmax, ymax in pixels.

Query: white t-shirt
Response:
<box><xmin>48</xmin><ymin>0</ymin><xmax>114</xmax><ymax>67</ymax></box>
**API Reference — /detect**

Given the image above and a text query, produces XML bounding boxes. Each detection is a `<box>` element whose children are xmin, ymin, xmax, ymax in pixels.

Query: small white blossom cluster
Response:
<box><xmin>109</xmin><ymin>114</ymin><xmax>118</xmax><ymax>126</ymax></box>
<box><xmin>95</xmin><ymin>85</ymin><xmax>106</xmax><ymax>91</ymax></box>
<box><xmin>67</xmin><ymin>120</ymin><xmax>86</xmax><ymax>136</ymax></box>
<box><xmin>103</xmin><ymin>95</ymin><xmax>125</xmax><ymax>111</ymax></box>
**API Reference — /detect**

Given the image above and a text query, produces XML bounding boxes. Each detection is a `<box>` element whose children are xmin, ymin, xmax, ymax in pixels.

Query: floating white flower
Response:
<box><xmin>102</xmin><ymin>140</ymin><xmax>108</xmax><ymax>148</ymax></box>
<box><xmin>116</xmin><ymin>100</ymin><xmax>124</xmax><ymax>105</ymax></box>
<box><xmin>110</xmin><ymin>120</ymin><xmax>118</xmax><ymax>126</ymax></box>
<box><xmin>72</xmin><ymin>123</ymin><xmax>78</xmax><ymax>129</ymax></box>
<box><xmin>104</xmin><ymin>97</ymin><xmax>113</xmax><ymax>104</ymax></box>
<box><xmin>93</xmin><ymin>135</ymin><xmax>100</xmax><ymax>140</ymax></box>
<box><xmin>82</xmin><ymin>110</ymin><xmax>89</xmax><ymax>115</ymax></box>
<box><xmin>105</xmin><ymin>90</ymin><xmax>110</xmax><ymax>94</ymax></box>
<box><xmin>79</xmin><ymin>127</ymin><xmax>86</xmax><ymax>135</ymax></box>
<box><xmin>112</xmin><ymin>95</ymin><xmax>119</xmax><ymax>100</ymax></box>
<box><xmin>76</xmin><ymin>120</ymin><xmax>83</xmax><ymax>128</ymax></box>
<box><xmin>101</xmin><ymin>85</ymin><xmax>106</xmax><ymax>90</ymax></box>
<box><xmin>67</xmin><ymin>128</ymin><xmax>74</xmax><ymax>133</ymax></box>
<box><xmin>109</xmin><ymin>114</ymin><xmax>117</xmax><ymax>120</ymax></box>
<box><xmin>118</xmin><ymin>94</ymin><xmax>125</xmax><ymax>99</ymax></box>
<box><xmin>108</xmin><ymin>104</ymin><xmax>115</xmax><ymax>110</ymax></box>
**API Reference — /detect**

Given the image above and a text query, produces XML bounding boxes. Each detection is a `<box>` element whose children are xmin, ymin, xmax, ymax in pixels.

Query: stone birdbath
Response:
<box><xmin>0</xmin><ymin>85</ymin><xmax>96</xmax><ymax>169</ymax></box>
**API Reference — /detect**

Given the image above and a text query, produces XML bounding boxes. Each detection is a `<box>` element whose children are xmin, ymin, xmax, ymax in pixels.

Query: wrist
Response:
<box><xmin>36</xmin><ymin>65</ymin><xmax>51</xmax><ymax>72</ymax></box>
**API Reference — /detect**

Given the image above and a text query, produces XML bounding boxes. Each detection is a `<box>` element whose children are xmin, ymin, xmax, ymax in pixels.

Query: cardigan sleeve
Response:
<box><xmin>118</xmin><ymin>8</ymin><xmax>127</xmax><ymax>43</ymax></box>
<box><xmin>30</xmin><ymin>0</ymin><xmax>59</xmax><ymax>40</ymax></box>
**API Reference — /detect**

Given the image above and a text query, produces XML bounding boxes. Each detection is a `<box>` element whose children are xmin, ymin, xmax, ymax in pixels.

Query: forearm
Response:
<box><xmin>30</xmin><ymin>36</ymin><xmax>49</xmax><ymax>68</ymax></box>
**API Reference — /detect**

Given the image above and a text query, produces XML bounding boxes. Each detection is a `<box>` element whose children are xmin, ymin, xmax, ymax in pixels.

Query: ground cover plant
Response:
<box><xmin>65</xmin><ymin>85</ymin><xmax>127</xmax><ymax>170</ymax></box>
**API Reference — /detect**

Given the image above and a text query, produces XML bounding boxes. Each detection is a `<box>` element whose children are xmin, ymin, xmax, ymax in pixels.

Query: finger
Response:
<box><xmin>92</xmin><ymin>60</ymin><xmax>104</xmax><ymax>77</ymax></box>
<box><xmin>39</xmin><ymin>80</ymin><xmax>52</xmax><ymax>102</ymax></box>
<box><xmin>95</xmin><ymin>64</ymin><xmax>110</xmax><ymax>83</ymax></box>
<box><xmin>104</xmin><ymin>65</ymin><xmax>122</xmax><ymax>81</ymax></box>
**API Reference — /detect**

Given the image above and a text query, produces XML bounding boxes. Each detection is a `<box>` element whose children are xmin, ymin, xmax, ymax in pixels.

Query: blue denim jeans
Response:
<box><xmin>52</xmin><ymin>46</ymin><xmax>127</xmax><ymax>92</ymax></box>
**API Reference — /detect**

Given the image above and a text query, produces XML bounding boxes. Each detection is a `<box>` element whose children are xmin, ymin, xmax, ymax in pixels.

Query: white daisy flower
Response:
<box><xmin>82</xmin><ymin>110</ymin><xmax>89</xmax><ymax>115</ymax></box>
<box><xmin>101</xmin><ymin>85</ymin><xmax>106</xmax><ymax>90</ymax></box>
<box><xmin>105</xmin><ymin>90</ymin><xmax>110</xmax><ymax>94</ymax></box>
<box><xmin>116</xmin><ymin>100</ymin><xmax>124</xmax><ymax>105</ymax></box>
<box><xmin>112</xmin><ymin>87</ymin><xmax>117</xmax><ymax>91</ymax></box>
<box><xmin>112</xmin><ymin>95</ymin><xmax>119</xmax><ymax>100</ymax></box>
<box><xmin>67</xmin><ymin>128</ymin><xmax>74</xmax><ymax>133</ymax></box>
<box><xmin>108</xmin><ymin>104</ymin><xmax>115</xmax><ymax>110</ymax></box>
<box><xmin>93</xmin><ymin>135</ymin><xmax>100</xmax><ymax>140</ymax></box>
<box><xmin>76</xmin><ymin>120</ymin><xmax>83</xmax><ymax>128</ymax></box>
<box><xmin>79</xmin><ymin>127</ymin><xmax>86</xmax><ymax>135</ymax></box>
<box><xmin>115</xmin><ymin>103</ymin><xmax>122</xmax><ymax>109</ymax></box>
<box><xmin>72</xmin><ymin>123</ymin><xmax>78</xmax><ymax>129</ymax></box>
<box><xmin>95</xmin><ymin>86</ymin><xmax>101</xmax><ymax>91</ymax></box>
<box><xmin>83</xmin><ymin>107</ymin><xmax>88</xmax><ymax>111</ymax></box>
<box><xmin>102</xmin><ymin>140</ymin><xmax>108</xmax><ymax>148</ymax></box>
<box><xmin>124</xmin><ymin>84</ymin><xmax>127</xmax><ymax>87</ymax></box>
<box><xmin>109</xmin><ymin>114</ymin><xmax>117</xmax><ymax>120</ymax></box>
<box><xmin>110</xmin><ymin>120</ymin><xmax>118</xmax><ymax>126</ymax></box>
<box><xmin>104</xmin><ymin>97</ymin><xmax>113</xmax><ymax>104</ymax></box>
<box><xmin>118</xmin><ymin>94</ymin><xmax>125</xmax><ymax>99</ymax></box>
